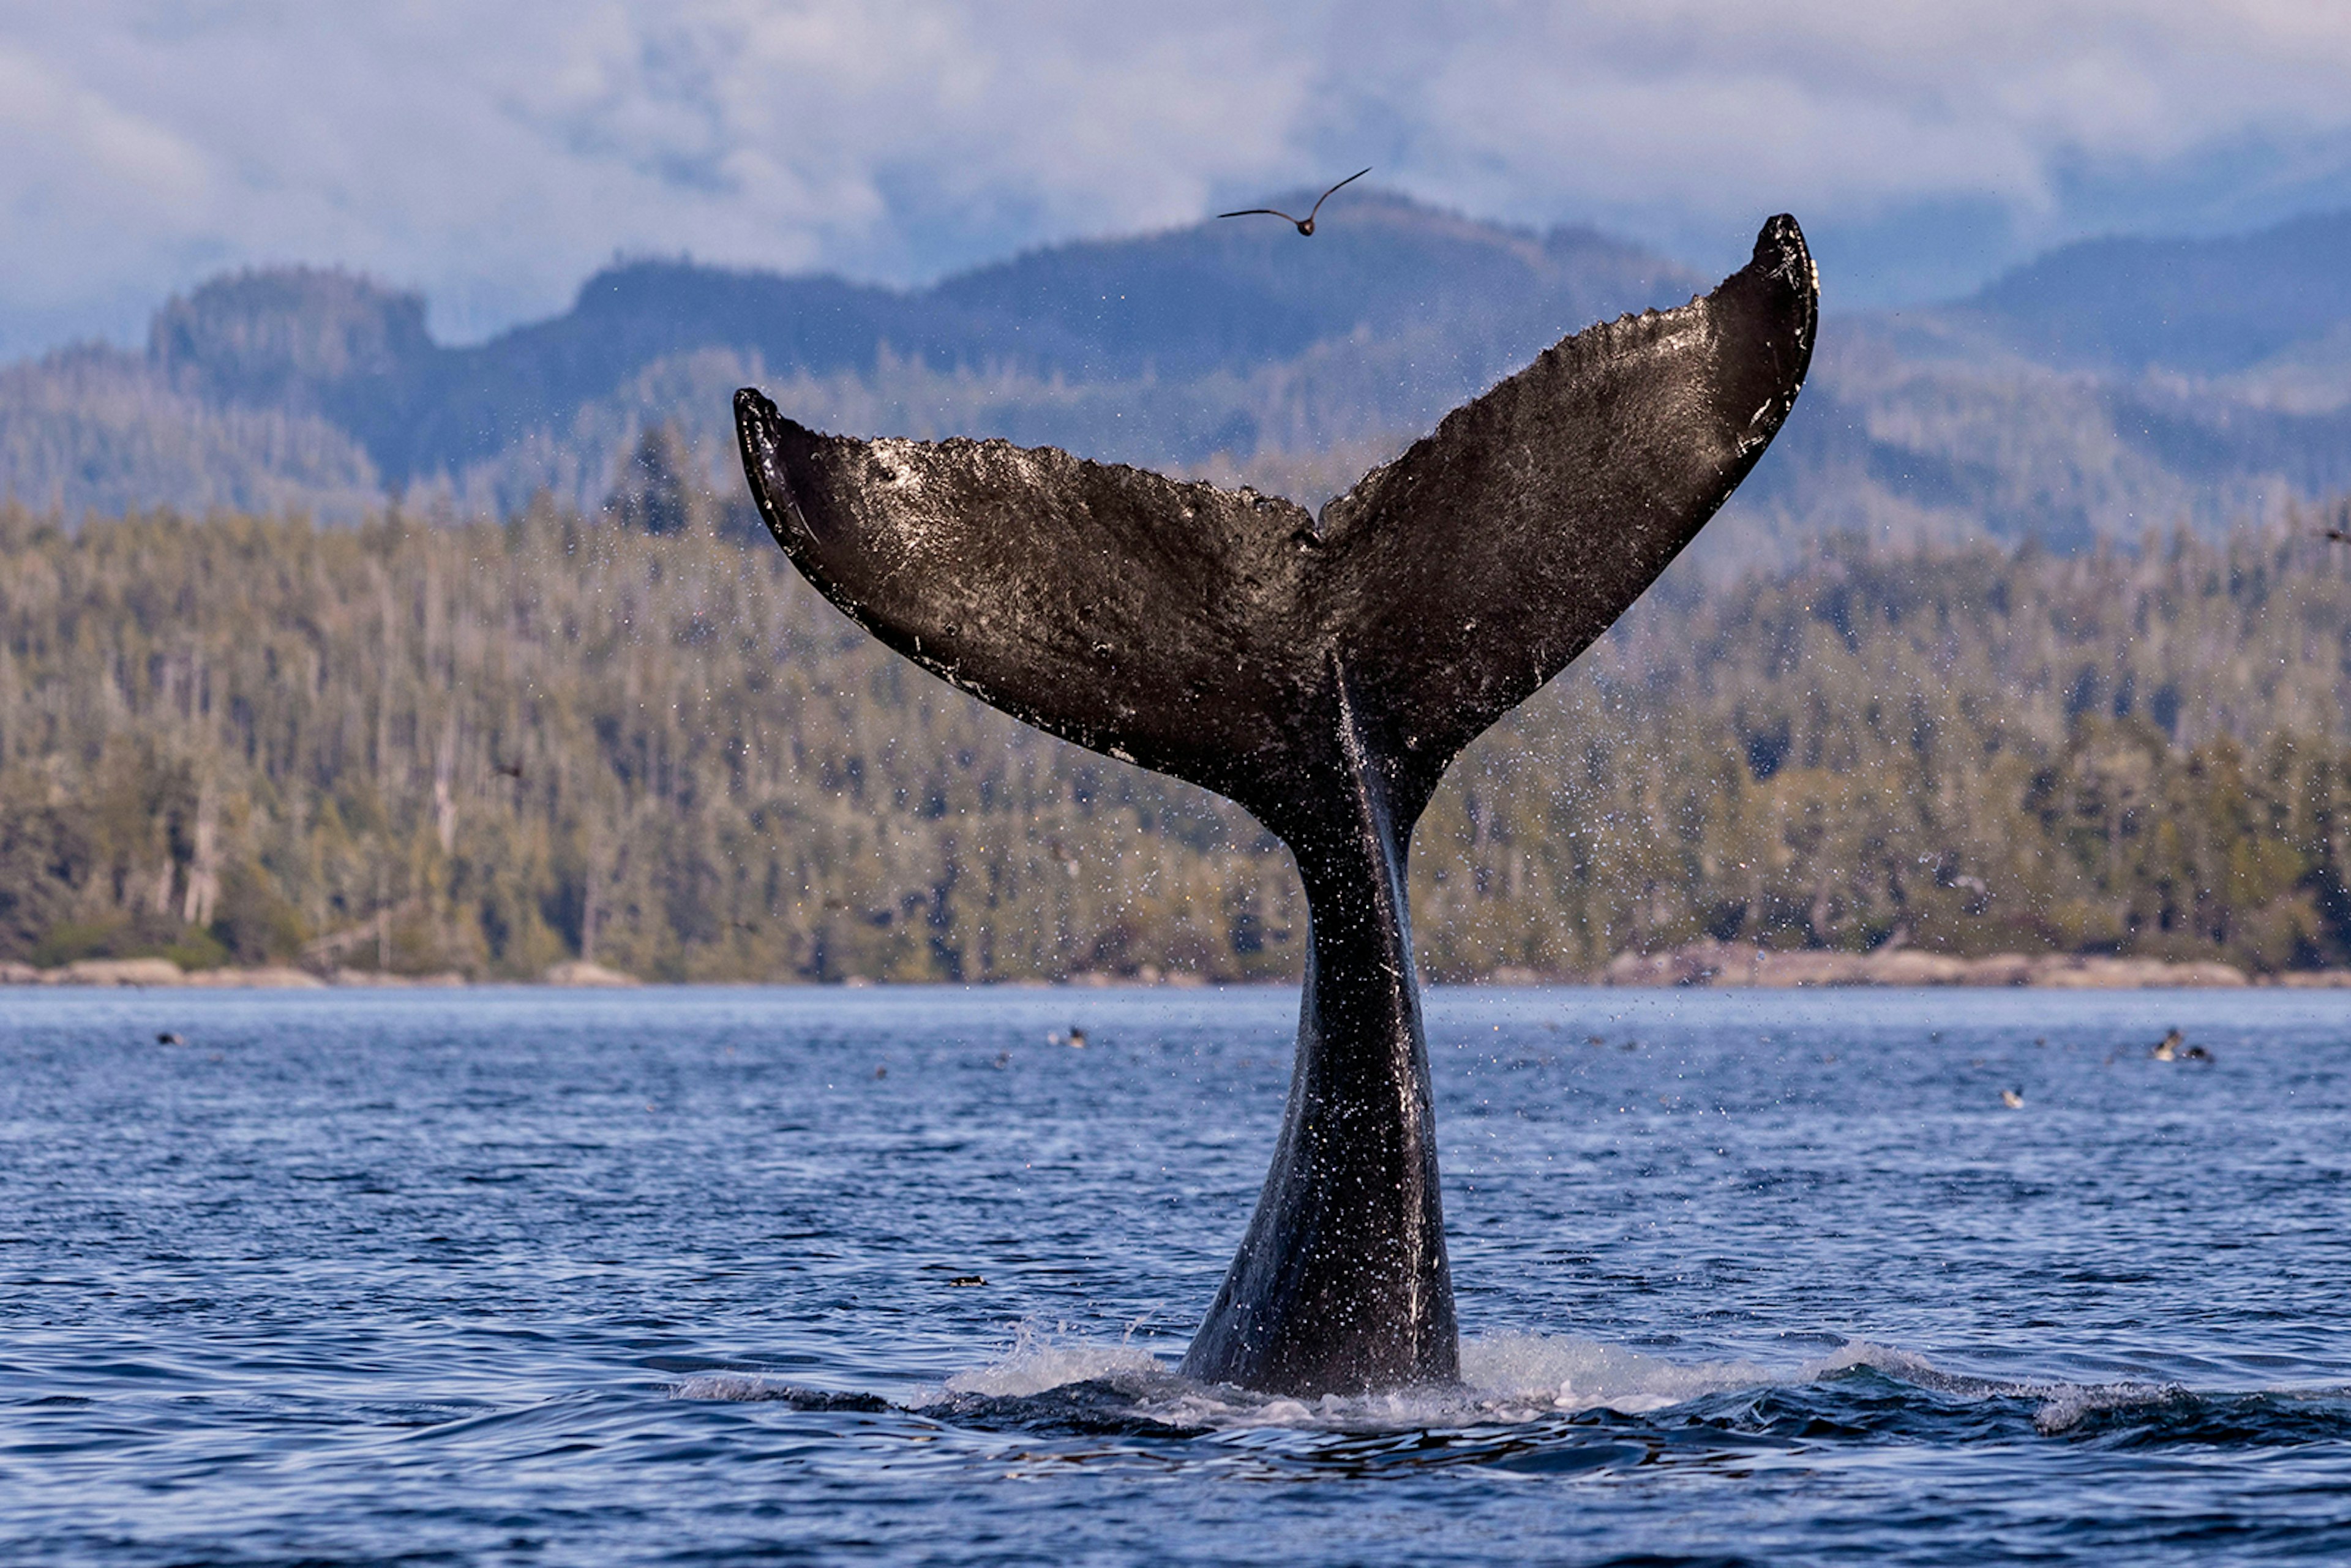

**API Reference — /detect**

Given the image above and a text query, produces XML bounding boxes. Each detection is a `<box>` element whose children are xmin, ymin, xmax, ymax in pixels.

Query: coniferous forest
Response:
<box><xmin>6</xmin><ymin>489</ymin><xmax>2351</xmax><ymax>983</ymax></box>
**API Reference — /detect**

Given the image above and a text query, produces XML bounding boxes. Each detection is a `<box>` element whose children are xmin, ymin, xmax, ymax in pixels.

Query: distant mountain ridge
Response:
<box><xmin>7</xmin><ymin>192</ymin><xmax>2351</xmax><ymax>544</ymax></box>
<box><xmin>1962</xmin><ymin>209</ymin><xmax>2351</xmax><ymax>373</ymax></box>
<box><xmin>3</xmin><ymin>192</ymin><xmax>1698</xmax><ymax>519</ymax></box>
<box><xmin>1736</xmin><ymin>209</ymin><xmax>2351</xmax><ymax>547</ymax></box>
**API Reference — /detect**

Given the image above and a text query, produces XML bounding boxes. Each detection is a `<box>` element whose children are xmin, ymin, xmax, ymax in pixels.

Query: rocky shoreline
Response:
<box><xmin>0</xmin><ymin>958</ymin><xmax>639</xmax><ymax>988</ymax></box>
<box><xmin>1587</xmin><ymin>941</ymin><xmax>2351</xmax><ymax>989</ymax></box>
<box><xmin>6</xmin><ymin>949</ymin><xmax>2351</xmax><ymax>989</ymax></box>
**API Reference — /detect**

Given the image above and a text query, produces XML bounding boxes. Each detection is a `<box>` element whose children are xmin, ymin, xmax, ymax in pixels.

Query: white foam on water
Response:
<box><xmin>677</xmin><ymin>1322</ymin><xmax>2200</xmax><ymax>1438</ymax></box>
<box><xmin>2028</xmin><ymin>1381</ymin><xmax>2184</xmax><ymax>1434</ymax></box>
<box><xmin>1463</xmin><ymin>1330</ymin><xmax>1801</xmax><ymax>1416</ymax></box>
<box><xmin>906</xmin><ymin>1324</ymin><xmax>1962</xmax><ymax>1431</ymax></box>
<box><xmin>670</xmin><ymin>1373</ymin><xmax>801</xmax><ymax>1401</ymax></box>
<box><xmin>935</xmin><ymin>1319</ymin><xmax>1163</xmax><ymax>1398</ymax></box>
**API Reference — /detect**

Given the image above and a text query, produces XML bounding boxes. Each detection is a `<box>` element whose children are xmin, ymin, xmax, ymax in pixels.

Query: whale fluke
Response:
<box><xmin>735</xmin><ymin>215</ymin><xmax>1817</xmax><ymax>1395</ymax></box>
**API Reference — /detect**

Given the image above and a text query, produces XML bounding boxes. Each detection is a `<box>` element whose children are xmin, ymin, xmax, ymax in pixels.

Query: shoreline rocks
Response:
<box><xmin>0</xmin><ymin>958</ymin><xmax>459</xmax><ymax>988</ymax></box>
<box><xmin>541</xmin><ymin>960</ymin><xmax>640</xmax><ymax>988</ymax></box>
<box><xmin>326</xmin><ymin>969</ymin><xmax>468</xmax><ymax>988</ymax></box>
<box><xmin>0</xmin><ymin>949</ymin><xmax>2334</xmax><ymax>989</ymax></box>
<box><xmin>178</xmin><ymin>966</ymin><xmax>328</xmax><ymax>989</ymax></box>
<box><xmin>1595</xmin><ymin>942</ymin><xmax>2254</xmax><ymax>988</ymax></box>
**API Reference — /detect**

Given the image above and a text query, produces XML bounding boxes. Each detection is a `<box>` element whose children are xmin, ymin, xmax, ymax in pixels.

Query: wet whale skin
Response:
<box><xmin>732</xmin><ymin>215</ymin><xmax>1818</xmax><ymax>1395</ymax></box>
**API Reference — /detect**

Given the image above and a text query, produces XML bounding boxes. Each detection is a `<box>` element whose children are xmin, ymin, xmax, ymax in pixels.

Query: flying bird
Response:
<box><xmin>1219</xmin><ymin>168</ymin><xmax>1370</xmax><ymax>236</ymax></box>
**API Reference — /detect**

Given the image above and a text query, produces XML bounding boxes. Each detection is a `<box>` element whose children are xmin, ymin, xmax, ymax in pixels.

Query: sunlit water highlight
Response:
<box><xmin>4</xmin><ymin>986</ymin><xmax>2349</xmax><ymax>1564</ymax></box>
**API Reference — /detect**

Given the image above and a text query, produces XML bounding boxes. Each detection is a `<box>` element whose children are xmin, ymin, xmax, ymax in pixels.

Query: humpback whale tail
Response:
<box><xmin>735</xmin><ymin>216</ymin><xmax>1817</xmax><ymax>1395</ymax></box>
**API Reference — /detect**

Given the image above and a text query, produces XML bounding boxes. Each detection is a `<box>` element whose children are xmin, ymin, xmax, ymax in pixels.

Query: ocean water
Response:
<box><xmin>2</xmin><ymin>984</ymin><xmax>2348</xmax><ymax>1566</ymax></box>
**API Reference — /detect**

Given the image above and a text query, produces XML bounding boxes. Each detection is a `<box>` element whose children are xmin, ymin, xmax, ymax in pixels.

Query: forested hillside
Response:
<box><xmin>6</xmin><ymin>499</ymin><xmax>2351</xmax><ymax>981</ymax></box>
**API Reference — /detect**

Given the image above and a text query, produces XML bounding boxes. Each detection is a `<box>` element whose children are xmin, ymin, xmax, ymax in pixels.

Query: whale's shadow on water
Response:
<box><xmin>734</xmin><ymin>219</ymin><xmax>1820</xmax><ymax>1398</ymax></box>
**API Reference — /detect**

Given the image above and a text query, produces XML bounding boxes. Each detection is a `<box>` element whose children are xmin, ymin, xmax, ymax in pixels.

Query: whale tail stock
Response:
<box><xmin>734</xmin><ymin>216</ymin><xmax>1817</xmax><ymax>1395</ymax></box>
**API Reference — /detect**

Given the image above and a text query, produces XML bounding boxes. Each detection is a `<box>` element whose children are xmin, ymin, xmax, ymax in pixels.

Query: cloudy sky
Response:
<box><xmin>7</xmin><ymin>0</ymin><xmax>2351</xmax><ymax>357</ymax></box>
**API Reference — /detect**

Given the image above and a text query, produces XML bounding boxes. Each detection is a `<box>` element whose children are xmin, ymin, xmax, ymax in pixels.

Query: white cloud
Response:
<box><xmin>3</xmin><ymin>0</ymin><xmax>2351</xmax><ymax>354</ymax></box>
<box><xmin>1346</xmin><ymin>1</ymin><xmax>2351</xmax><ymax>238</ymax></box>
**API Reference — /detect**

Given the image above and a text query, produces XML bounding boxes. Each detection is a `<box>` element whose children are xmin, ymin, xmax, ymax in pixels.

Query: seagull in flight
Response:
<box><xmin>1219</xmin><ymin>168</ymin><xmax>1371</xmax><ymax>236</ymax></box>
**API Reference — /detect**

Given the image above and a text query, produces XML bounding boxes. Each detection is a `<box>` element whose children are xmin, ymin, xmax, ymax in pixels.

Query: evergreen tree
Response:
<box><xmin>4</xmin><ymin>501</ymin><xmax>2351</xmax><ymax>980</ymax></box>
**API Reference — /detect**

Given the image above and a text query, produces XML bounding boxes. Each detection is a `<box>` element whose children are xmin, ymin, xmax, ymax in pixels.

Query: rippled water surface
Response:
<box><xmin>5</xmin><ymin>985</ymin><xmax>2350</xmax><ymax>1565</ymax></box>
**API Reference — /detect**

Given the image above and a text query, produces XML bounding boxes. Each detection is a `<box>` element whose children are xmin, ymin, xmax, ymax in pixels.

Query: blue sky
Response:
<box><xmin>7</xmin><ymin>0</ymin><xmax>2351</xmax><ymax>358</ymax></box>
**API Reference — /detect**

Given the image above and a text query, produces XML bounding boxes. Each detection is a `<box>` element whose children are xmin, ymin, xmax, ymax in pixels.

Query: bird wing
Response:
<box><xmin>1307</xmin><ymin>168</ymin><xmax>1371</xmax><ymax>220</ymax></box>
<box><xmin>1217</xmin><ymin>208</ymin><xmax>1298</xmax><ymax>222</ymax></box>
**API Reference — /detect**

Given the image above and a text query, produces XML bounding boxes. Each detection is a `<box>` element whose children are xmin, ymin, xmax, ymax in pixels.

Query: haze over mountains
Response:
<box><xmin>7</xmin><ymin>190</ymin><xmax>2351</xmax><ymax>550</ymax></box>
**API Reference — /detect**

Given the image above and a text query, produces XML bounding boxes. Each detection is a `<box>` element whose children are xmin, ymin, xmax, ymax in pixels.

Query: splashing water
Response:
<box><xmin>678</xmin><ymin>1324</ymin><xmax>2266</xmax><ymax>1450</ymax></box>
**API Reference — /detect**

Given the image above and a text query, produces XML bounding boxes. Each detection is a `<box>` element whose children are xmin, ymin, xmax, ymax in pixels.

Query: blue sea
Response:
<box><xmin>3</xmin><ymin>984</ymin><xmax>2348</xmax><ymax>1565</ymax></box>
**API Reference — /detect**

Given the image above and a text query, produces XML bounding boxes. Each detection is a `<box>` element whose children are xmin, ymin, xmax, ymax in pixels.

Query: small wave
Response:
<box><xmin>936</xmin><ymin>1320</ymin><xmax>1163</xmax><ymax>1398</ymax></box>
<box><xmin>669</xmin><ymin>1375</ymin><xmax>890</xmax><ymax>1411</ymax></box>
<box><xmin>1463</xmin><ymin>1330</ymin><xmax>1805</xmax><ymax>1415</ymax></box>
<box><xmin>674</xmin><ymin>1327</ymin><xmax>2351</xmax><ymax>1450</ymax></box>
<box><xmin>2030</xmin><ymin>1381</ymin><xmax>2184</xmax><ymax>1435</ymax></box>
<box><xmin>908</xmin><ymin>1325</ymin><xmax>1949</xmax><ymax>1432</ymax></box>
